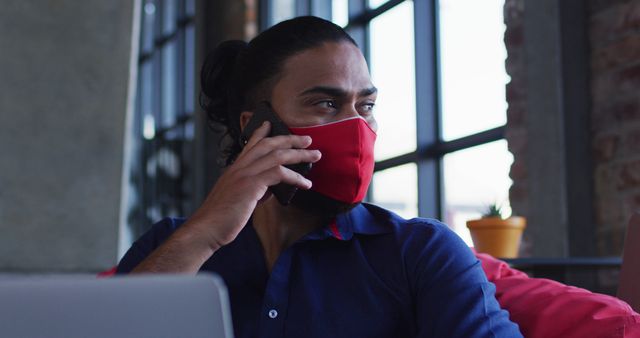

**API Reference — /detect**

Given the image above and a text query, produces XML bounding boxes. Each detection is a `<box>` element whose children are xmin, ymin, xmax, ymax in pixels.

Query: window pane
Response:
<box><xmin>141</xmin><ymin>0</ymin><xmax>156</xmax><ymax>55</ymax></box>
<box><xmin>184</xmin><ymin>24</ymin><xmax>195</xmax><ymax>115</ymax></box>
<box><xmin>141</xmin><ymin>62</ymin><xmax>154</xmax><ymax>118</ymax></box>
<box><xmin>368</xmin><ymin>0</ymin><xmax>389</xmax><ymax>9</ymax></box>
<box><xmin>369</xmin><ymin>1</ymin><xmax>416</xmax><ymax>161</ymax></box>
<box><xmin>332</xmin><ymin>0</ymin><xmax>349</xmax><ymax>27</ymax></box>
<box><xmin>161</xmin><ymin>40</ymin><xmax>177</xmax><ymax>128</ymax></box>
<box><xmin>371</xmin><ymin>163</ymin><xmax>418</xmax><ymax>219</ymax></box>
<box><xmin>271</xmin><ymin>0</ymin><xmax>295</xmax><ymax>24</ymax></box>
<box><xmin>443</xmin><ymin>140</ymin><xmax>513</xmax><ymax>246</ymax></box>
<box><xmin>438</xmin><ymin>0</ymin><xmax>508</xmax><ymax>140</ymax></box>
<box><xmin>162</xmin><ymin>0</ymin><xmax>177</xmax><ymax>35</ymax></box>
<box><xmin>185</xmin><ymin>0</ymin><xmax>195</xmax><ymax>16</ymax></box>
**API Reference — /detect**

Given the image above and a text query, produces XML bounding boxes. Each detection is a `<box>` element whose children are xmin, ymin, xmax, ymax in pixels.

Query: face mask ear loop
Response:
<box><xmin>355</xmin><ymin>120</ymin><xmax>366</xmax><ymax>196</ymax></box>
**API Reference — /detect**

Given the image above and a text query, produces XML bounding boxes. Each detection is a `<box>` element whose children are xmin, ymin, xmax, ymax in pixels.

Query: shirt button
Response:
<box><xmin>268</xmin><ymin>309</ymin><xmax>278</xmax><ymax>319</ymax></box>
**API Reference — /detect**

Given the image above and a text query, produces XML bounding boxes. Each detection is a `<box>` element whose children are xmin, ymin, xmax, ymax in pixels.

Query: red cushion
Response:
<box><xmin>97</xmin><ymin>266</ymin><xmax>117</xmax><ymax>278</ymax></box>
<box><xmin>476</xmin><ymin>252</ymin><xmax>640</xmax><ymax>337</ymax></box>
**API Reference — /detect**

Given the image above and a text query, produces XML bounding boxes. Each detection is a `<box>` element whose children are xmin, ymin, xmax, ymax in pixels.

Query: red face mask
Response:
<box><xmin>289</xmin><ymin>116</ymin><xmax>377</xmax><ymax>204</ymax></box>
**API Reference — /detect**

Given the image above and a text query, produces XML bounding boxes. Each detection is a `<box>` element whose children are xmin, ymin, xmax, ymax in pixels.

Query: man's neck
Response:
<box><xmin>252</xmin><ymin>197</ymin><xmax>327</xmax><ymax>272</ymax></box>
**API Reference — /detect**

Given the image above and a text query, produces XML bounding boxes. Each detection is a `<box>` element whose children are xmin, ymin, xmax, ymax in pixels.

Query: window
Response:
<box><xmin>368</xmin><ymin>1</ymin><xmax>417</xmax><ymax>219</ymax></box>
<box><xmin>438</xmin><ymin>0</ymin><xmax>513</xmax><ymax>242</ymax></box>
<box><xmin>263</xmin><ymin>0</ymin><xmax>512</xmax><ymax>245</ymax></box>
<box><xmin>125</xmin><ymin>0</ymin><xmax>196</xmax><ymax>240</ymax></box>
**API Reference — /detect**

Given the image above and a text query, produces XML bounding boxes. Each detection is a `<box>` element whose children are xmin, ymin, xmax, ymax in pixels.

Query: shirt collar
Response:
<box><xmin>304</xmin><ymin>203</ymin><xmax>394</xmax><ymax>241</ymax></box>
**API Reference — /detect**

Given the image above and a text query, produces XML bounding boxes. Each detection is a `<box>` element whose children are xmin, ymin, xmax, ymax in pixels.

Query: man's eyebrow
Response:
<box><xmin>299</xmin><ymin>86</ymin><xmax>378</xmax><ymax>98</ymax></box>
<box><xmin>299</xmin><ymin>86</ymin><xmax>347</xmax><ymax>97</ymax></box>
<box><xmin>359</xmin><ymin>86</ymin><xmax>377</xmax><ymax>97</ymax></box>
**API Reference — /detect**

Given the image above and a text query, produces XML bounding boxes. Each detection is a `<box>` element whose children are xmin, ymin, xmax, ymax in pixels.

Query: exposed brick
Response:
<box><xmin>590</xmin><ymin>2</ymin><xmax>640</xmax><ymax>48</ymax></box>
<box><xmin>591</xmin><ymin>95</ymin><xmax>640</xmax><ymax>128</ymax></box>
<box><xmin>505</xmin><ymin>80</ymin><xmax>525</xmax><ymax>104</ymax></box>
<box><xmin>588</xmin><ymin>0</ymin><xmax>635</xmax><ymax>14</ymax></box>
<box><xmin>504</xmin><ymin>23</ymin><xmax>523</xmax><ymax>47</ymax></box>
<box><xmin>509</xmin><ymin>160</ymin><xmax>527</xmax><ymax>180</ymax></box>
<box><xmin>623</xmin><ymin>192</ymin><xmax>640</xmax><ymax>217</ymax></box>
<box><xmin>505</xmin><ymin>128</ymin><xmax>527</xmax><ymax>154</ymax></box>
<box><xmin>597</xmin><ymin>269</ymin><xmax>620</xmax><ymax>294</ymax></box>
<box><xmin>622</xmin><ymin>128</ymin><xmax>640</xmax><ymax>154</ymax></box>
<box><xmin>596</xmin><ymin>226</ymin><xmax>626</xmax><ymax>256</ymax></box>
<box><xmin>504</xmin><ymin>51</ymin><xmax>525</xmax><ymax>77</ymax></box>
<box><xmin>507</xmin><ymin>104</ymin><xmax>526</xmax><ymax>126</ymax></box>
<box><xmin>591</xmin><ymin>34</ymin><xmax>640</xmax><ymax>72</ymax></box>
<box><xmin>501</xmin><ymin>0</ymin><xmax>640</xmax><ymax>256</ymax></box>
<box><xmin>590</xmin><ymin>6</ymin><xmax>621</xmax><ymax>48</ymax></box>
<box><xmin>618</xmin><ymin>158</ymin><xmax>640</xmax><ymax>189</ymax></box>
<box><xmin>595</xmin><ymin>164</ymin><xmax>616</xmax><ymax>195</ymax></box>
<box><xmin>592</xmin><ymin>133</ymin><xmax>620</xmax><ymax>162</ymax></box>
<box><xmin>590</xmin><ymin>72</ymin><xmax>615</xmax><ymax>105</ymax></box>
<box><xmin>504</xmin><ymin>0</ymin><xmax>524</xmax><ymax>24</ymax></box>
<box><xmin>618</xmin><ymin>2</ymin><xmax>640</xmax><ymax>32</ymax></box>
<box><xmin>595</xmin><ymin>201</ymin><xmax>624</xmax><ymax>231</ymax></box>
<box><xmin>614</xmin><ymin>62</ymin><xmax>640</xmax><ymax>93</ymax></box>
<box><xmin>612</xmin><ymin>97</ymin><xmax>640</xmax><ymax>123</ymax></box>
<box><xmin>509</xmin><ymin>183</ymin><xmax>528</xmax><ymax>204</ymax></box>
<box><xmin>505</xmin><ymin>0</ymin><xmax>527</xmax><ymax>221</ymax></box>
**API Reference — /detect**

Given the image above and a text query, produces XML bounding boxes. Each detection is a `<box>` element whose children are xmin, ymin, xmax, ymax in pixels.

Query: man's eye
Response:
<box><xmin>361</xmin><ymin>103</ymin><xmax>375</xmax><ymax>113</ymax></box>
<box><xmin>316</xmin><ymin>100</ymin><xmax>337</xmax><ymax>109</ymax></box>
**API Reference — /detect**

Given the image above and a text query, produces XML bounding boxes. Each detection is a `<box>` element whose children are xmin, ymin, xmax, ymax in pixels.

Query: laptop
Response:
<box><xmin>618</xmin><ymin>212</ymin><xmax>640</xmax><ymax>312</ymax></box>
<box><xmin>0</xmin><ymin>273</ymin><xmax>234</xmax><ymax>338</ymax></box>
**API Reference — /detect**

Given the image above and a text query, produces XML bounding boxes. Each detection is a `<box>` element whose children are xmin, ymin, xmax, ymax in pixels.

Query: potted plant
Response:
<box><xmin>466</xmin><ymin>203</ymin><xmax>526</xmax><ymax>258</ymax></box>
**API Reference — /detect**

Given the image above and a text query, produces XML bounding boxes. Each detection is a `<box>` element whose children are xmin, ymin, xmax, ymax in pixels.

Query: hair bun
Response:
<box><xmin>200</xmin><ymin>40</ymin><xmax>248</xmax><ymax>129</ymax></box>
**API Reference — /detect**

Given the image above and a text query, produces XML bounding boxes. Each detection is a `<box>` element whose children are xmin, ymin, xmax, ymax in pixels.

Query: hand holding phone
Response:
<box><xmin>240</xmin><ymin>102</ymin><xmax>313</xmax><ymax>205</ymax></box>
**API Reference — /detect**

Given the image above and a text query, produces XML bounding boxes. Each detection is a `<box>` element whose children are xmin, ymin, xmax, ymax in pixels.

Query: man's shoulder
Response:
<box><xmin>359</xmin><ymin>203</ymin><xmax>474</xmax><ymax>263</ymax></box>
<box><xmin>359</xmin><ymin>203</ymin><xmax>458</xmax><ymax>242</ymax></box>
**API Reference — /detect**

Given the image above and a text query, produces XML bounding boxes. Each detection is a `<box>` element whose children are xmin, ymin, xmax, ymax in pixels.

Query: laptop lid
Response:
<box><xmin>618</xmin><ymin>212</ymin><xmax>640</xmax><ymax>312</ymax></box>
<box><xmin>0</xmin><ymin>273</ymin><xmax>234</xmax><ymax>338</ymax></box>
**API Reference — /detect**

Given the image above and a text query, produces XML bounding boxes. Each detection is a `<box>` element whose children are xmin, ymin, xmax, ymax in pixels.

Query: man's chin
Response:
<box><xmin>289</xmin><ymin>188</ymin><xmax>359</xmax><ymax>219</ymax></box>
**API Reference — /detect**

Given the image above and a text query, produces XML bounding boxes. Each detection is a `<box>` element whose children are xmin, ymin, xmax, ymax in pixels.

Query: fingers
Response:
<box><xmin>244</xmin><ymin>148</ymin><xmax>321</xmax><ymax>176</ymax></box>
<box><xmin>256</xmin><ymin>165</ymin><xmax>313</xmax><ymax>190</ymax></box>
<box><xmin>243</xmin><ymin>121</ymin><xmax>271</xmax><ymax>150</ymax></box>
<box><xmin>236</xmin><ymin>123</ymin><xmax>314</xmax><ymax>165</ymax></box>
<box><xmin>248</xmin><ymin>134</ymin><xmax>313</xmax><ymax>160</ymax></box>
<box><xmin>232</xmin><ymin>119</ymin><xmax>320</xmax><ymax>192</ymax></box>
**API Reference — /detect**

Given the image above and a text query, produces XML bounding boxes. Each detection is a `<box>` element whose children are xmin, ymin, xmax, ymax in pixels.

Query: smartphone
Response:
<box><xmin>240</xmin><ymin>101</ymin><xmax>313</xmax><ymax>205</ymax></box>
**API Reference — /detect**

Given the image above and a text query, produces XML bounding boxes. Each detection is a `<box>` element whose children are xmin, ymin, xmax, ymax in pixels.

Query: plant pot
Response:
<box><xmin>466</xmin><ymin>216</ymin><xmax>526</xmax><ymax>258</ymax></box>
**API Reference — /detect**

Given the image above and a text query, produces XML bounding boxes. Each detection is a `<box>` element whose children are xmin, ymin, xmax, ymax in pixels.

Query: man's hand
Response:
<box><xmin>188</xmin><ymin>121</ymin><xmax>321</xmax><ymax>249</ymax></box>
<box><xmin>131</xmin><ymin>121</ymin><xmax>321</xmax><ymax>274</ymax></box>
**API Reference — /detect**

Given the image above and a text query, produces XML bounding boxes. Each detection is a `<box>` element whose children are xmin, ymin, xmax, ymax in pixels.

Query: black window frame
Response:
<box><xmin>127</xmin><ymin>0</ymin><xmax>197</xmax><ymax>238</ymax></box>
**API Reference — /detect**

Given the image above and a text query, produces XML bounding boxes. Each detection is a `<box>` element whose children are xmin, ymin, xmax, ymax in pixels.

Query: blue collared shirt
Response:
<box><xmin>117</xmin><ymin>203</ymin><xmax>522</xmax><ymax>338</ymax></box>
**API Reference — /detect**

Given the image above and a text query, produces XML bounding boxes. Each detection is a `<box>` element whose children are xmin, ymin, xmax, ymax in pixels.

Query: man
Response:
<box><xmin>118</xmin><ymin>16</ymin><xmax>522</xmax><ymax>338</ymax></box>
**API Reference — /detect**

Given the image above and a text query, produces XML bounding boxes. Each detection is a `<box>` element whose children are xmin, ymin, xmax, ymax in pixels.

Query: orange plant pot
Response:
<box><xmin>466</xmin><ymin>216</ymin><xmax>526</xmax><ymax>258</ymax></box>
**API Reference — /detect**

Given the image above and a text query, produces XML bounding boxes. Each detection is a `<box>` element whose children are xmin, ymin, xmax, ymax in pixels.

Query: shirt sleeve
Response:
<box><xmin>403</xmin><ymin>220</ymin><xmax>523</xmax><ymax>338</ymax></box>
<box><xmin>116</xmin><ymin>217</ymin><xmax>182</xmax><ymax>274</ymax></box>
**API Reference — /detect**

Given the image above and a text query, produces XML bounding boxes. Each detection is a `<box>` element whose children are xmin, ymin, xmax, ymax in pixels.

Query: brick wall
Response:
<box><xmin>504</xmin><ymin>0</ymin><xmax>531</xmax><ymax>255</ymax></box>
<box><xmin>505</xmin><ymin>0</ymin><xmax>640</xmax><ymax>256</ymax></box>
<box><xmin>589</xmin><ymin>0</ymin><xmax>640</xmax><ymax>255</ymax></box>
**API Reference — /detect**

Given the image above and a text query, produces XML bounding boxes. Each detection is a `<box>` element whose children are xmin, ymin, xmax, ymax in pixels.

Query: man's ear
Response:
<box><xmin>239</xmin><ymin>111</ymin><xmax>253</xmax><ymax>132</ymax></box>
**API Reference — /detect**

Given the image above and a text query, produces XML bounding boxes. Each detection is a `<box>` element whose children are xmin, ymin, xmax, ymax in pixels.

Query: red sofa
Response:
<box><xmin>476</xmin><ymin>252</ymin><xmax>640</xmax><ymax>337</ymax></box>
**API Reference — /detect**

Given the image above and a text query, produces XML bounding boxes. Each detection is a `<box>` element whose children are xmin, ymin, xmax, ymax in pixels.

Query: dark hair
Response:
<box><xmin>200</xmin><ymin>16</ymin><xmax>357</xmax><ymax>166</ymax></box>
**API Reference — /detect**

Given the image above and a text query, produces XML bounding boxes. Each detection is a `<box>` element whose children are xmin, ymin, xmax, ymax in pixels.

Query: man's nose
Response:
<box><xmin>337</xmin><ymin>103</ymin><xmax>360</xmax><ymax>120</ymax></box>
